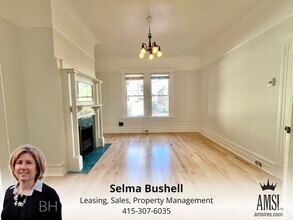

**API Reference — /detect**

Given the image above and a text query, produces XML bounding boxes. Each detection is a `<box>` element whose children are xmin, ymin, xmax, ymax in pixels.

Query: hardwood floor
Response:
<box><xmin>45</xmin><ymin>133</ymin><xmax>282</xmax><ymax>220</ymax></box>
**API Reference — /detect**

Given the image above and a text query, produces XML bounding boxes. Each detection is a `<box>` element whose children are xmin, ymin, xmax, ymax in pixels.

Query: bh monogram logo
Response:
<box><xmin>39</xmin><ymin>201</ymin><xmax>58</xmax><ymax>212</ymax></box>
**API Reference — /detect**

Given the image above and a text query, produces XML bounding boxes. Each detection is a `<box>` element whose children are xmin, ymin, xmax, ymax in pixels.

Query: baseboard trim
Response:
<box><xmin>104</xmin><ymin>126</ymin><xmax>199</xmax><ymax>133</ymax></box>
<box><xmin>198</xmin><ymin>127</ymin><xmax>281</xmax><ymax>178</ymax></box>
<box><xmin>45</xmin><ymin>162</ymin><xmax>66</xmax><ymax>176</ymax></box>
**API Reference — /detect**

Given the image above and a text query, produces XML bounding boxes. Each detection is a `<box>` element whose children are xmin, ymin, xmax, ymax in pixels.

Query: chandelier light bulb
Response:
<box><xmin>139</xmin><ymin>53</ymin><xmax>145</xmax><ymax>59</ymax></box>
<box><xmin>149</xmin><ymin>53</ymin><xmax>154</xmax><ymax>60</ymax></box>
<box><xmin>140</xmin><ymin>48</ymin><xmax>146</xmax><ymax>54</ymax></box>
<box><xmin>153</xmin><ymin>46</ymin><xmax>158</xmax><ymax>54</ymax></box>
<box><xmin>157</xmin><ymin>51</ymin><xmax>162</xmax><ymax>57</ymax></box>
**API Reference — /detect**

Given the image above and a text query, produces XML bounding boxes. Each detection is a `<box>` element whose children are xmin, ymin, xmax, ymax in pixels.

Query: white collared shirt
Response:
<box><xmin>10</xmin><ymin>179</ymin><xmax>43</xmax><ymax>196</ymax></box>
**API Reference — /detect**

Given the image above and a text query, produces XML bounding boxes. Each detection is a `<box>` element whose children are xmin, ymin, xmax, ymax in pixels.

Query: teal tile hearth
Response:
<box><xmin>67</xmin><ymin>143</ymin><xmax>111</xmax><ymax>174</ymax></box>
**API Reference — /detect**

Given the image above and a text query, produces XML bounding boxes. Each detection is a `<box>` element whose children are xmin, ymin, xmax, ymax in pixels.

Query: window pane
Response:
<box><xmin>127</xmin><ymin>96</ymin><xmax>144</xmax><ymax>117</ymax></box>
<box><xmin>152</xmin><ymin>96</ymin><xmax>169</xmax><ymax>116</ymax></box>
<box><xmin>125</xmin><ymin>74</ymin><xmax>144</xmax><ymax>117</ymax></box>
<box><xmin>151</xmin><ymin>78</ymin><xmax>169</xmax><ymax>95</ymax></box>
<box><xmin>151</xmin><ymin>74</ymin><xmax>169</xmax><ymax>117</ymax></box>
<box><xmin>126</xmin><ymin>79</ymin><xmax>143</xmax><ymax>96</ymax></box>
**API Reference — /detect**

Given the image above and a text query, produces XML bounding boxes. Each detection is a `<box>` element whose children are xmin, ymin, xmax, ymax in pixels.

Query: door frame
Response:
<box><xmin>277</xmin><ymin>34</ymin><xmax>293</xmax><ymax>190</ymax></box>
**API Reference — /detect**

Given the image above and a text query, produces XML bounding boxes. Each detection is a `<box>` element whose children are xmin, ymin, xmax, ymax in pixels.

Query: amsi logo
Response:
<box><xmin>254</xmin><ymin>179</ymin><xmax>283</xmax><ymax>218</ymax></box>
<box><xmin>256</xmin><ymin>180</ymin><xmax>279</xmax><ymax>211</ymax></box>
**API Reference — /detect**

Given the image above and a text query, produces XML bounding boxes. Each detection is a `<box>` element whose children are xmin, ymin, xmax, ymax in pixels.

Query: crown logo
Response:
<box><xmin>260</xmin><ymin>179</ymin><xmax>277</xmax><ymax>191</ymax></box>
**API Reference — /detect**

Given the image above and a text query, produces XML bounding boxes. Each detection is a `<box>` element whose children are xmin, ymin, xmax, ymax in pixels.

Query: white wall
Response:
<box><xmin>0</xmin><ymin>0</ymin><xmax>99</xmax><ymax>180</ymax></box>
<box><xmin>0</xmin><ymin>1</ymin><xmax>63</xmax><ymax>185</ymax></box>
<box><xmin>0</xmin><ymin>63</ymin><xmax>13</xmax><ymax>208</ymax></box>
<box><xmin>0</xmin><ymin>18</ymin><xmax>28</xmax><ymax>149</ymax></box>
<box><xmin>20</xmin><ymin>27</ymin><xmax>67</xmax><ymax>174</ymax></box>
<box><xmin>96</xmin><ymin>69</ymin><xmax>199</xmax><ymax>133</ymax></box>
<box><xmin>95</xmin><ymin>56</ymin><xmax>200</xmax><ymax>72</ymax></box>
<box><xmin>95</xmin><ymin>51</ymin><xmax>201</xmax><ymax>133</ymax></box>
<box><xmin>200</xmin><ymin>0</ymin><xmax>293</xmax><ymax>69</ymax></box>
<box><xmin>0</xmin><ymin>0</ymin><xmax>52</xmax><ymax>28</ymax></box>
<box><xmin>51</xmin><ymin>0</ymin><xmax>97</xmax><ymax>76</ymax></box>
<box><xmin>199</xmin><ymin>15</ymin><xmax>293</xmax><ymax>178</ymax></box>
<box><xmin>0</xmin><ymin>15</ymin><xmax>28</xmax><ymax>191</ymax></box>
<box><xmin>0</xmin><ymin>0</ymin><xmax>100</xmax><ymax>181</ymax></box>
<box><xmin>52</xmin><ymin>30</ymin><xmax>96</xmax><ymax>76</ymax></box>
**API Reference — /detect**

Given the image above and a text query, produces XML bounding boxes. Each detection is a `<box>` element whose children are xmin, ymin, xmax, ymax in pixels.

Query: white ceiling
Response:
<box><xmin>61</xmin><ymin>0</ymin><xmax>265</xmax><ymax>58</ymax></box>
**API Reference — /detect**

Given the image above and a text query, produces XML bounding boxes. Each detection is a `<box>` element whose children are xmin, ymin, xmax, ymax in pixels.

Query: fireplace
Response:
<box><xmin>62</xmin><ymin>68</ymin><xmax>104</xmax><ymax>171</ymax></box>
<box><xmin>78</xmin><ymin>116</ymin><xmax>95</xmax><ymax>156</ymax></box>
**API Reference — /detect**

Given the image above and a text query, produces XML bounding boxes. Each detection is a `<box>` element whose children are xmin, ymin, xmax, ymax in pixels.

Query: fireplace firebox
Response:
<box><xmin>78</xmin><ymin>116</ymin><xmax>95</xmax><ymax>156</ymax></box>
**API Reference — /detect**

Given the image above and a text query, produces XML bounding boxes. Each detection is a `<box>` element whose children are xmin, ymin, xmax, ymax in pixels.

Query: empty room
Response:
<box><xmin>0</xmin><ymin>0</ymin><xmax>293</xmax><ymax>219</ymax></box>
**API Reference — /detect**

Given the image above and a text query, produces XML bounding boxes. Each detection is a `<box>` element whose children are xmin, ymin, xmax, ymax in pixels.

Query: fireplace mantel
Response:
<box><xmin>76</xmin><ymin>104</ymin><xmax>103</xmax><ymax>112</ymax></box>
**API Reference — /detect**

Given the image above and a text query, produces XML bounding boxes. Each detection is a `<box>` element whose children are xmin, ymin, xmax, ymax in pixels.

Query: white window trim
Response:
<box><xmin>121</xmin><ymin>69</ymin><xmax>174</xmax><ymax>118</ymax></box>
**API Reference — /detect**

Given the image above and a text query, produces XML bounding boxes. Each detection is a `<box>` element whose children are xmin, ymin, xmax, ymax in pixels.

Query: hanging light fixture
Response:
<box><xmin>139</xmin><ymin>16</ymin><xmax>162</xmax><ymax>60</ymax></box>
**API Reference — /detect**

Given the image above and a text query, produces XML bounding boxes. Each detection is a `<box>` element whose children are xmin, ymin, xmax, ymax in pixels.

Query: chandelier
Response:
<box><xmin>139</xmin><ymin>16</ymin><xmax>162</xmax><ymax>60</ymax></box>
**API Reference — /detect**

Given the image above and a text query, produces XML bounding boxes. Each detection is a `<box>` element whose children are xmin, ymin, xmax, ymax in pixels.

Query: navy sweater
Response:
<box><xmin>1</xmin><ymin>183</ymin><xmax>62</xmax><ymax>220</ymax></box>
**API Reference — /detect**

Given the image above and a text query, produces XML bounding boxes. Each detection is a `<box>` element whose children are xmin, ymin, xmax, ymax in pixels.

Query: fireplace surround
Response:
<box><xmin>62</xmin><ymin>68</ymin><xmax>104</xmax><ymax>172</ymax></box>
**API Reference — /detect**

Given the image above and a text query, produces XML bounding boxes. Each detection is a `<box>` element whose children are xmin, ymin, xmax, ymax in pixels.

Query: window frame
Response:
<box><xmin>150</xmin><ymin>73</ymin><xmax>171</xmax><ymax>117</ymax></box>
<box><xmin>121</xmin><ymin>69</ymin><xmax>174</xmax><ymax>119</ymax></box>
<box><xmin>124</xmin><ymin>74</ymin><xmax>145</xmax><ymax>117</ymax></box>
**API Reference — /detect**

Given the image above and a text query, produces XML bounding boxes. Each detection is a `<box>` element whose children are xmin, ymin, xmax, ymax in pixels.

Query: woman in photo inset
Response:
<box><xmin>1</xmin><ymin>144</ymin><xmax>62</xmax><ymax>220</ymax></box>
